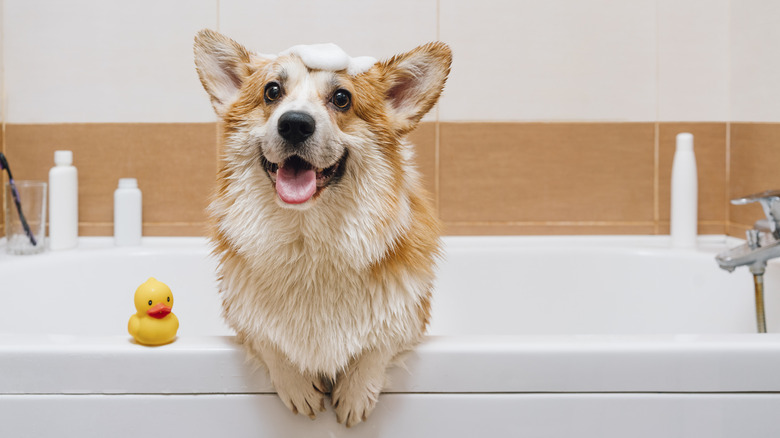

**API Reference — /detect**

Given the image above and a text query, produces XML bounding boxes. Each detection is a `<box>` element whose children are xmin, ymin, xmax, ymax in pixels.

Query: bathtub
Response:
<box><xmin>2</xmin><ymin>235</ymin><xmax>780</xmax><ymax>437</ymax></box>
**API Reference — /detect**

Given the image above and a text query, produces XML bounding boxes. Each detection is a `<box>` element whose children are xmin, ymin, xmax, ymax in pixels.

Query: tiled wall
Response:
<box><xmin>2</xmin><ymin>0</ymin><xmax>780</xmax><ymax>237</ymax></box>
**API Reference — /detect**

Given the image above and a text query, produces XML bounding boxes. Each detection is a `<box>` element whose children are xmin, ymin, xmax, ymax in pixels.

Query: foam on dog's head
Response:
<box><xmin>275</xmin><ymin>43</ymin><xmax>377</xmax><ymax>76</ymax></box>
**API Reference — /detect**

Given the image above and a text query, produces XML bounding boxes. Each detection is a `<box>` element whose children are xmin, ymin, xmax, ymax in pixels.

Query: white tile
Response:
<box><xmin>4</xmin><ymin>0</ymin><xmax>218</xmax><ymax>124</ymax></box>
<box><xmin>730</xmin><ymin>0</ymin><xmax>780</xmax><ymax>122</ymax></box>
<box><xmin>657</xmin><ymin>0</ymin><xmax>729</xmax><ymax>121</ymax></box>
<box><xmin>219</xmin><ymin>0</ymin><xmax>437</xmax><ymax>63</ymax></box>
<box><xmin>438</xmin><ymin>0</ymin><xmax>657</xmax><ymax>122</ymax></box>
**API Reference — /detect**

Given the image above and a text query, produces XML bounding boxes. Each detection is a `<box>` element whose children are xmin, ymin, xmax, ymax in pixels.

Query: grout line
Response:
<box><xmin>436</xmin><ymin>0</ymin><xmax>440</xmax><ymax>41</ymax></box>
<box><xmin>653</xmin><ymin>122</ymin><xmax>660</xmax><ymax>235</ymax></box>
<box><xmin>434</xmin><ymin>0</ymin><xmax>441</xmax><ymax>216</ymax></box>
<box><xmin>79</xmin><ymin>222</ymin><xmax>207</xmax><ymax>226</ymax></box>
<box><xmin>434</xmin><ymin>120</ymin><xmax>440</xmax><ymax>215</ymax></box>
<box><xmin>725</xmin><ymin>0</ymin><xmax>732</xmax><ymax>237</ymax></box>
<box><xmin>653</xmin><ymin>0</ymin><xmax>660</xmax><ymax>236</ymax></box>
<box><xmin>215</xmin><ymin>0</ymin><xmax>221</xmax><ymax>32</ymax></box>
<box><xmin>444</xmin><ymin>221</ymin><xmax>658</xmax><ymax>227</ymax></box>
<box><xmin>1</xmin><ymin>0</ymin><xmax>6</xmax><ymax>234</ymax></box>
<box><xmin>654</xmin><ymin>0</ymin><xmax>661</xmax><ymax>123</ymax></box>
<box><xmin>725</xmin><ymin>121</ymin><xmax>731</xmax><ymax>236</ymax></box>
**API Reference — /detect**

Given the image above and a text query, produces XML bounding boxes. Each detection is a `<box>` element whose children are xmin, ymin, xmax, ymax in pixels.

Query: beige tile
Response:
<box><xmin>729</xmin><ymin>123</ymin><xmax>780</xmax><ymax>231</ymax></box>
<box><xmin>144</xmin><ymin>223</ymin><xmax>210</xmax><ymax>237</ymax></box>
<box><xmin>657</xmin><ymin>0</ymin><xmax>729</xmax><ymax>121</ymax></box>
<box><xmin>657</xmin><ymin>123</ymin><xmax>728</xmax><ymax>234</ymax></box>
<box><xmin>438</xmin><ymin>0</ymin><xmax>656</xmax><ymax>121</ymax></box>
<box><xmin>728</xmin><ymin>222</ymin><xmax>752</xmax><ymax>239</ymax></box>
<box><xmin>5</xmin><ymin>123</ymin><xmax>218</xmax><ymax>236</ymax></box>
<box><xmin>439</xmin><ymin>122</ymin><xmax>656</xmax><ymax>224</ymax></box>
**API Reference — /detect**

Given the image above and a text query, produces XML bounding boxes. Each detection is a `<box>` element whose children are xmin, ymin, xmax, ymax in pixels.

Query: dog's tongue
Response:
<box><xmin>276</xmin><ymin>165</ymin><xmax>316</xmax><ymax>204</ymax></box>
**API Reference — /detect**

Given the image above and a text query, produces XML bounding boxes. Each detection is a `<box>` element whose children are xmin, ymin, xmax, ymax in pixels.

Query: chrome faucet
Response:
<box><xmin>716</xmin><ymin>190</ymin><xmax>780</xmax><ymax>333</ymax></box>
<box><xmin>716</xmin><ymin>190</ymin><xmax>780</xmax><ymax>274</ymax></box>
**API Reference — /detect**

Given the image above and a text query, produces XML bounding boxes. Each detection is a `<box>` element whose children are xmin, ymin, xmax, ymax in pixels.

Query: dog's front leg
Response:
<box><xmin>248</xmin><ymin>339</ymin><xmax>328</xmax><ymax>419</ymax></box>
<box><xmin>331</xmin><ymin>347</ymin><xmax>395</xmax><ymax>427</ymax></box>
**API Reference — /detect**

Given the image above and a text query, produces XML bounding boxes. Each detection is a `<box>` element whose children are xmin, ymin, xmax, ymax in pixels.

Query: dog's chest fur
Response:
<box><xmin>212</xmin><ymin>161</ymin><xmax>434</xmax><ymax>376</ymax></box>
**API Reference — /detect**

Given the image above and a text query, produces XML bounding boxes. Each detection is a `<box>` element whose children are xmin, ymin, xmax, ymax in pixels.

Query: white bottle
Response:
<box><xmin>48</xmin><ymin>150</ymin><xmax>78</xmax><ymax>250</ymax></box>
<box><xmin>670</xmin><ymin>133</ymin><xmax>698</xmax><ymax>248</ymax></box>
<box><xmin>114</xmin><ymin>178</ymin><xmax>143</xmax><ymax>246</ymax></box>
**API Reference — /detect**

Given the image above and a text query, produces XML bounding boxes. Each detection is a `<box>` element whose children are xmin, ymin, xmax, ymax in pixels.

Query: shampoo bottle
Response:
<box><xmin>114</xmin><ymin>178</ymin><xmax>142</xmax><ymax>246</ymax></box>
<box><xmin>670</xmin><ymin>133</ymin><xmax>698</xmax><ymax>248</ymax></box>
<box><xmin>48</xmin><ymin>150</ymin><xmax>78</xmax><ymax>250</ymax></box>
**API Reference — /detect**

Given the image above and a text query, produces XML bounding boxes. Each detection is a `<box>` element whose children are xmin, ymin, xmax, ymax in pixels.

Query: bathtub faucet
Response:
<box><xmin>716</xmin><ymin>190</ymin><xmax>780</xmax><ymax>333</ymax></box>
<box><xmin>716</xmin><ymin>190</ymin><xmax>780</xmax><ymax>275</ymax></box>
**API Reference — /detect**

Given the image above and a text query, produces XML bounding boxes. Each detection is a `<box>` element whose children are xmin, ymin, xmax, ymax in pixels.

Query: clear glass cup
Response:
<box><xmin>4</xmin><ymin>180</ymin><xmax>47</xmax><ymax>255</ymax></box>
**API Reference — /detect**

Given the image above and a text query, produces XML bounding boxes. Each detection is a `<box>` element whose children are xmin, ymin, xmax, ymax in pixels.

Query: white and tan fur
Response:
<box><xmin>194</xmin><ymin>29</ymin><xmax>451</xmax><ymax>427</ymax></box>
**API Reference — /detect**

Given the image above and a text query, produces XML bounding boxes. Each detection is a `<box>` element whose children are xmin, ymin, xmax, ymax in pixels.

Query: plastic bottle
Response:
<box><xmin>670</xmin><ymin>133</ymin><xmax>698</xmax><ymax>248</ymax></box>
<box><xmin>48</xmin><ymin>150</ymin><xmax>78</xmax><ymax>250</ymax></box>
<box><xmin>114</xmin><ymin>178</ymin><xmax>143</xmax><ymax>246</ymax></box>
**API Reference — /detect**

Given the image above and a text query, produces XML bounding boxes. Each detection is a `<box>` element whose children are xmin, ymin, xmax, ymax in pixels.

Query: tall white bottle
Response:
<box><xmin>114</xmin><ymin>178</ymin><xmax>142</xmax><ymax>246</ymax></box>
<box><xmin>48</xmin><ymin>150</ymin><xmax>78</xmax><ymax>250</ymax></box>
<box><xmin>670</xmin><ymin>133</ymin><xmax>698</xmax><ymax>248</ymax></box>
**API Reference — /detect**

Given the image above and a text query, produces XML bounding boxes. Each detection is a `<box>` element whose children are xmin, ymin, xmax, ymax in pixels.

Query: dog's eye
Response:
<box><xmin>264</xmin><ymin>83</ymin><xmax>282</xmax><ymax>103</ymax></box>
<box><xmin>331</xmin><ymin>89</ymin><xmax>351</xmax><ymax>110</ymax></box>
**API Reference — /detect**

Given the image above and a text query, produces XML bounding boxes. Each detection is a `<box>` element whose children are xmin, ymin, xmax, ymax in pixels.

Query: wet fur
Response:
<box><xmin>194</xmin><ymin>29</ymin><xmax>450</xmax><ymax>427</ymax></box>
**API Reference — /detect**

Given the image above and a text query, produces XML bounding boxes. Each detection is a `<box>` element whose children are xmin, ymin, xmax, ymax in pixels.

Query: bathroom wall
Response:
<box><xmin>1</xmin><ymin>0</ymin><xmax>779</xmax><ymax>238</ymax></box>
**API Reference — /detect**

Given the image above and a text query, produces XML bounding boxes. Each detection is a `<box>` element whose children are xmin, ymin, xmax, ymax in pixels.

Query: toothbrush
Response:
<box><xmin>0</xmin><ymin>153</ymin><xmax>38</xmax><ymax>246</ymax></box>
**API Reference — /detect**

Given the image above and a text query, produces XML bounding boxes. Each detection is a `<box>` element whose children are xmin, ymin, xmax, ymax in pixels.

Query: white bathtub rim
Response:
<box><xmin>0</xmin><ymin>234</ymin><xmax>747</xmax><ymax>258</ymax></box>
<box><xmin>3</xmin><ymin>332</ymin><xmax>780</xmax><ymax>395</ymax></box>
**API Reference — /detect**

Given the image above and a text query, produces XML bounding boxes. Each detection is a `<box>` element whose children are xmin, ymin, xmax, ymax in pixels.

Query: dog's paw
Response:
<box><xmin>273</xmin><ymin>373</ymin><xmax>327</xmax><ymax>420</ymax></box>
<box><xmin>331</xmin><ymin>371</ymin><xmax>384</xmax><ymax>427</ymax></box>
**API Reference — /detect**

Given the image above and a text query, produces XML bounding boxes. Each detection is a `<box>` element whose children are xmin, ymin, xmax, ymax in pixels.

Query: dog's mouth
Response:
<box><xmin>263</xmin><ymin>152</ymin><xmax>348</xmax><ymax>205</ymax></box>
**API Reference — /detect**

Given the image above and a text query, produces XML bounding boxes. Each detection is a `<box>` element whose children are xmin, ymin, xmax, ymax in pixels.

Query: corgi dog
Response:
<box><xmin>194</xmin><ymin>29</ymin><xmax>451</xmax><ymax>427</ymax></box>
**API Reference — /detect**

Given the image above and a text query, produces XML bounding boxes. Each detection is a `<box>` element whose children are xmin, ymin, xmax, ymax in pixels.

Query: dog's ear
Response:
<box><xmin>377</xmin><ymin>42</ymin><xmax>452</xmax><ymax>135</ymax></box>
<box><xmin>194</xmin><ymin>29</ymin><xmax>268</xmax><ymax>116</ymax></box>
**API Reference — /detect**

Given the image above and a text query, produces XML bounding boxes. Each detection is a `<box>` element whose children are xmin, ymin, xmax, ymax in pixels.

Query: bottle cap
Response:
<box><xmin>118</xmin><ymin>178</ymin><xmax>138</xmax><ymax>189</ymax></box>
<box><xmin>675</xmin><ymin>133</ymin><xmax>694</xmax><ymax>151</ymax></box>
<box><xmin>54</xmin><ymin>150</ymin><xmax>73</xmax><ymax>165</ymax></box>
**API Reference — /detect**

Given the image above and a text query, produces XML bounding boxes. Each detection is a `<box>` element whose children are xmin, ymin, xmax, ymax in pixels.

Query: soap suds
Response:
<box><xmin>276</xmin><ymin>43</ymin><xmax>377</xmax><ymax>76</ymax></box>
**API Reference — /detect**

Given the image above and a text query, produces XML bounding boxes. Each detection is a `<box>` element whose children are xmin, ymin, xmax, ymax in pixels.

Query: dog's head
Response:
<box><xmin>194</xmin><ymin>30</ymin><xmax>451</xmax><ymax>210</ymax></box>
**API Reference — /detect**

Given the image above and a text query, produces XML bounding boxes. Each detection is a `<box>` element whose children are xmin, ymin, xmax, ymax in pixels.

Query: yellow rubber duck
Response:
<box><xmin>128</xmin><ymin>277</ymin><xmax>179</xmax><ymax>346</ymax></box>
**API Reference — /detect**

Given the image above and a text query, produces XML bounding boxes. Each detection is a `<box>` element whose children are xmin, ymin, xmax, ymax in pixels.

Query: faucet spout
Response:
<box><xmin>715</xmin><ymin>240</ymin><xmax>776</xmax><ymax>274</ymax></box>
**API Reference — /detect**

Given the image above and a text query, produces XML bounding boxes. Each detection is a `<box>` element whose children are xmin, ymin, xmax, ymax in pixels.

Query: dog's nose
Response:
<box><xmin>278</xmin><ymin>111</ymin><xmax>316</xmax><ymax>144</ymax></box>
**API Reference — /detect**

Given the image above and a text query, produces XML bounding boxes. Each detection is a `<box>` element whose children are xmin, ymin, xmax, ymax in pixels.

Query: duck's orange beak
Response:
<box><xmin>147</xmin><ymin>303</ymin><xmax>172</xmax><ymax>319</ymax></box>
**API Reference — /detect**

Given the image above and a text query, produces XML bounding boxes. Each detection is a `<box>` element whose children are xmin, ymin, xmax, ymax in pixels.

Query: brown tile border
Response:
<box><xmin>438</xmin><ymin>122</ymin><xmax>656</xmax><ymax>223</ymax></box>
<box><xmin>4</xmin><ymin>121</ymin><xmax>778</xmax><ymax>238</ymax></box>
<box><xmin>729</xmin><ymin>123</ymin><xmax>780</xmax><ymax>233</ymax></box>
<box><xmin>5</xmin><ymin>123</ymin><xmax>217</xmax><ymax>238</ymax></box>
